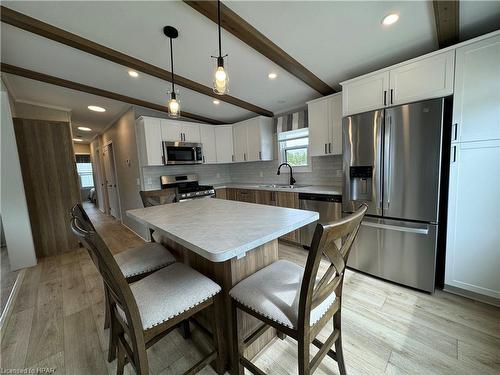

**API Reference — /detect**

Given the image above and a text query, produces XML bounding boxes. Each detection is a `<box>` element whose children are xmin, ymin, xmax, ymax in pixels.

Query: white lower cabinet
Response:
<box><xmin>214</xmin><ymin>125</ymin><xmax>234</xmax><ymax>163</ymax></box>
<box><xmin>307</xmin><ymin>93</ymin><xmax>342</xmax><ymax>157</ymax></box>
<box><xmin>199</xmin><ymin>125</ymin><xmax>217</xmax><ymax>164</ymax></box>
<box><xmin>445</xmin><ymin>140</ymin><xmax>500</xmax><ymax>300</ymax></box>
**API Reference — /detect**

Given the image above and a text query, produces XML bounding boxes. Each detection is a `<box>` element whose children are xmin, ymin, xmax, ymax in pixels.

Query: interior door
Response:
<box><xmin>383</xmin><ymin>99</ymin><xmax>444</xmax><ymax>222</ymax></box>
<box><xmin>342</xmin><ymin>109</ymin><xmax>384</xmax><ymax>216</ymax></box>
<box><xmin>103</xmin><ymin>144</ymin><xmax>120</xmax><ymax>218</ymax></box>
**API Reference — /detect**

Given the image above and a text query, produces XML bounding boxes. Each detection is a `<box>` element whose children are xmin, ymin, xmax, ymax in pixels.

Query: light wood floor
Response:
<box><xmin>1</xmin><ymin>202</ymin><xmax>499</xmax><ymax>374</ymax></box>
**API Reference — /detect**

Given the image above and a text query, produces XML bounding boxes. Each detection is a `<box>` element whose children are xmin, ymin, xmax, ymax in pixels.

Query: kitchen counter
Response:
<box><xmin>212</xmin><ymin>182</ymin><xmax>342</xmax><ymax>196</ymax></box>
<box><xmin>127</xmin><ymin>197</ymin><xmax>319</xmax><ymax>262</ymax></box>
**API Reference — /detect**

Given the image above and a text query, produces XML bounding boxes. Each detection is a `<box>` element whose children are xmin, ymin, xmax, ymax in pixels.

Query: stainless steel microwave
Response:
<box><xmin>162</xmin><ymin>141</ymin><xmax>203</xmax><ymax>165</ymax></box>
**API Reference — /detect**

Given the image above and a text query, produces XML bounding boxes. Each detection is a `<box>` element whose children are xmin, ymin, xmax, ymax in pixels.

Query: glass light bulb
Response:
<box><xmin>168</xmin><ymin>98</ymin><xmax>180</xmax><ymax>117</ymax></box>
<box><xmin>215</xmin><ymin>66</ymin><xmax>227</xmax><ymax>81</ymax></box>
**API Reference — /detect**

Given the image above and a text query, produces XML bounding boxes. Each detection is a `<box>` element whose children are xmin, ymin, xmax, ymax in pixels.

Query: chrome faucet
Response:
<box><xmin>277</xmin><ymin>163</ymin><xmax>296</xmax><ymax>186</ymax></box>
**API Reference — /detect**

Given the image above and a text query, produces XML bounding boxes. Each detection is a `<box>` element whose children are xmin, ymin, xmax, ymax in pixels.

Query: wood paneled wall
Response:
<box><xmin>13</xmin><ymin>118</ymin><xmax>80</xmax><ymax>258</ymax></box>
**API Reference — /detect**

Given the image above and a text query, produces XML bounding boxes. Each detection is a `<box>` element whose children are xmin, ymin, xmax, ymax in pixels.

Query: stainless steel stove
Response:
<box><xmin>160</xmin><ymin>174</ymin><xmax>215</xmax><ymax>202</ymax></box>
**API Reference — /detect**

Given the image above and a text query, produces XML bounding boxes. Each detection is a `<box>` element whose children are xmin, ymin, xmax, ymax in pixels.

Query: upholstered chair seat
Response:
<box><xmin>230</xmin><ymin>260</ymin><xmax>336</xmax><ymax>329</ymax></box>
<box><xmin>118</xmin><ymin>263</ymin><xmax>221</xmax><ymax>330</ymax></box>
<box><xmin>114</xmin><ymin>242</ymin><xmax>176</xmax><ymax>279</ymax></box>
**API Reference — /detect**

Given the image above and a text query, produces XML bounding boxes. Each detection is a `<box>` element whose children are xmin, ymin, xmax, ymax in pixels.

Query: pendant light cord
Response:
<box><xmin>217</xmin><ymin>0</ymin><xmax>222</xmax><ymax>58</ymax></box>
<box><xmin>169</xmin><ymin>37</ymin><xmax>175</xmax><ymax>93</ymax></box>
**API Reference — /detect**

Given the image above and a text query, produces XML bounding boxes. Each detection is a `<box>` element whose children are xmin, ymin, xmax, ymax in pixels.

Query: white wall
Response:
<box><xmin>0</xmin><ymin>89</ymin><xmax>37</xmax><ymax>270</ymax></box>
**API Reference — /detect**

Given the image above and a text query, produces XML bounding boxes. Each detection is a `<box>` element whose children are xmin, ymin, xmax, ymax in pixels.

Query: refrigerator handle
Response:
<box><xmin>361</xmin><ymin>221</ymin><xmax>429</xmax><ymax>235</ymax></box>
<box><xmin>375</xmin><ymin>113</ymin><xmax>383</xmax><ymax>210</ymax></box>
<box><xmin>384</xmin><ymin>116</ymin><xmax>392</xmax><ymax>210</ymax></box>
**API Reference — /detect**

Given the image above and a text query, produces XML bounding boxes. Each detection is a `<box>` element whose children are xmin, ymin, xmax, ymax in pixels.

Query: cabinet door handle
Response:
<box><xmin>390</xmin><ymin>89</ymin><xmax>394</xmax><ymax>105</ymax></box>
<box><xmin>259</xmin><ymin>151</ymin><xmax>262</xmax><ymax>160</ymax></box>
<box><xmin>325</xmin><ymin>143</ymin><xmax>327</xmax><ymax>154</ymax></box>
<box><xmin>451</xmin><ymin>145</ymin><xmax>457</xmax><ymax>163</ymax></box>
<box><xmin>232</xmin><ymin>154</ymin><xmax>234</xmax><ymax>162</ymax></box>
<box><xmin>328</xmin><ymin>142</ymin><xmax>331</xmax><ymax>153</ymax></box>
<box><xmin>203</xmin><ymin>155</ymin><xmax>205</xmax><ymax>163</ymax></box>
<box><xmin>452</xmin><ymin>123</ymin><xmax>458</xmax><ymax>141</ymax></box>
<box><xmin>244</xmin><ymin>153</ymin><xmax>247</xmax><ymax>161</ymax></box>
<box><xmin>384</xmin><ymin>90</ymin><xmax>387</xmax><ymax>106</ymax></box>
<box><xmin>161</xmin><ymin>155</ymin><xmax>165</xmax><ymax>164</ymax></box>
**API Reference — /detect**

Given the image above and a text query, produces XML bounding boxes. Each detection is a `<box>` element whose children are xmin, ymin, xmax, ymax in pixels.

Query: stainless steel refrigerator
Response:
<box><xmin>342</xmin><ymin>98</ymin><xmax>445</xmax><ymax>292</ymax></box>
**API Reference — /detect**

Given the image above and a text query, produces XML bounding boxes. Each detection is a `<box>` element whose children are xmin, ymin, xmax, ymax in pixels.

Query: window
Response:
<box><xmin>278</xmin><ymin>128</ymin><xmax>310</xmax><ymax>169</ymax></box>
<box><xmin>75</xmin><ymin>154</ymin><xmax>94</xmax><ymax>188</ymax></box>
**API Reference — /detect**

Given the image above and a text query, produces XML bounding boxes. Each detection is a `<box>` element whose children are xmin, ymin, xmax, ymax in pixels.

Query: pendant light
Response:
<box><xmin>212</xmin><ymin>0</ymin><xmax>229</xmax><ymax>95</ymax></box>
<box><xmin>164</xmin><ymin>26</ymin><xmax>181</xmax><ymax>118</ymax></box>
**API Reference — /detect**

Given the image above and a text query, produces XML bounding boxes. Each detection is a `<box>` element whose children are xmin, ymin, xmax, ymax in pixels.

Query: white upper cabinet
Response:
<box><xmin>233</xmin><ymin>122</ymin><xmax>248</xmax><ymax>162</ymax></box>
<box><xmin>233</xmin><ymin>116</ymin><xmax>274</xmax><ymax>162</ymax></box>
<box><xmin>307</xmin><ymin>93</ymin><xmax>343</xmax><ymax>157</ymax></box>
<box><xmin>453</xmin><ymin>35</ymin><xmax>500</xmax><ymax>143</ymax></box>
<box><xmin>199</xmin><ymin>125</ymin><xmax>217</xmax><ymax>164</ymax></box>
<box><xmin>445</xmin><ymin>140</ymin><xmax>500</xmax><ymax>300</ymax></box>
<box><xmin>390</xmin><ymin>51</ymin><xmax>454</xmax><ymax>106</ymax></box>
<box><xmin>135</xmin><ymin>116</ymin><xmax>163</xmax><ymax>166</ymax></box>
<box><xmin>342</xmin><ymin>71</ymin><xmax>389</xmax><ymax>116</ymax></box>
<box><xmin>214</xmin><ymin>125</ymin><xmax>234</xmax><ymax>163</ymax></box>
<box><xmin>341</xmin><ymin>51</ymin><xmax>455</xmax><ymax>116</ymax></box>
<box><xmin>161</xmin><ymin>120</ymin><xmax>200</xmax><ymax>143</ymax></box>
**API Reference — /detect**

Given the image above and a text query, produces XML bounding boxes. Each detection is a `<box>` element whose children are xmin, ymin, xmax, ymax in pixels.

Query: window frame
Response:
<box><xmin>277</xmin><ymin>128</ymin><xmax>312</xmax><ymax>172</ymax></box>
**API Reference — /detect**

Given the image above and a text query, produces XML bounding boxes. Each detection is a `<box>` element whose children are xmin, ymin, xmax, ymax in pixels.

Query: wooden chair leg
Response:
<box><xmin>104</xmin><ymin>287</ymin><xmax>111</xmax><ymax>329</ymax></box>
<box><xmin>180</xmin><ymin>320</ymin><xmax>191</xmax><ymax>339</ymax></box>
<box><xmin>211</xmin><ymin>299</ymin><xmax>225</xmax><ymax>375</ymax></box>
<box><xmin>297</xmin><ymin>337</ymin><xmax>311</xmax><ymax>375</ymax></box>
<box><xmin>231</xmin><ymin>301</ymin><xmax>244</xmax><ymax>375</ymax></box>
<box><xmin>334</xmin><ymin>310</ymin><xmax>347</xmax><ymax>375</ymax></box>
<box><xmin>116</xmin><ymin>339</ymin><xmax>126</xmax><ymax>375</ymax></box>
<box><xmin>107</xmin><ymin>312</ymin><xmax>118</xmax><ymax>362</ymax></box>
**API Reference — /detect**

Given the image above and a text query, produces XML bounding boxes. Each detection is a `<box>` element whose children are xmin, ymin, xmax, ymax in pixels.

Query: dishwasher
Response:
<box><xmin>299</xmin><ymin>193</ymin><xmax>342</xmax><ymax>248</ymax></box>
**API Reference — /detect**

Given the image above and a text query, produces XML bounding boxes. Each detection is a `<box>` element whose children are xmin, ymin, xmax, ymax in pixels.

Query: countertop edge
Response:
<box><xmin>126</xmin><ymin>208</ymin><xmax>319</xmax><ymax>262</ymax></box>
<box><xmin>213</xmin><ymin>183</ymin><xmax>342</xmax><ymax>196</ymax></box>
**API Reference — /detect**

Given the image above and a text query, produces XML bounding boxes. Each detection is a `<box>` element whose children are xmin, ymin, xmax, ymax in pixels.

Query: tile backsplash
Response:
<box><xmin>141</xmin><ymin>155</ymin><xmax>343</xmax><ymax>191</ymax></box>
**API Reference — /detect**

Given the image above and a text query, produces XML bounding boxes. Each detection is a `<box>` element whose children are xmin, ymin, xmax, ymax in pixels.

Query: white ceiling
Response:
<box><xmin>1</xmin><ymin>1</ymin><xmax>499</xmax><ymax>138</ymax></box>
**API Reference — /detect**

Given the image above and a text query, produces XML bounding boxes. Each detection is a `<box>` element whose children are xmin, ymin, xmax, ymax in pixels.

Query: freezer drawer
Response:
<box><xmin>347</xmin><ymin>217</ymin><xmax>437</xmax><ymax>292</ymax></box>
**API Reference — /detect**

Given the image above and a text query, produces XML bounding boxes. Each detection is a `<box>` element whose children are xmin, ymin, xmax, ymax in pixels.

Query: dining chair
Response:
<box><xmin>229</xmin><ymin>204</ymin><xmax>367</xmax><ymax>375</ymax></box>
<box><xmin>71</xmin><ymin>204</ymin><xmax>177</xmax><ymax>359</ymax></box>
<box><xmin>139</xmin><ymin>189</ymin><xmax>176</xmax><ymax>207</ymax></box>
<box><xmin>70</xmin><ymin>212</ymin><xmax>224</xmax><ymax>375</ymax></box>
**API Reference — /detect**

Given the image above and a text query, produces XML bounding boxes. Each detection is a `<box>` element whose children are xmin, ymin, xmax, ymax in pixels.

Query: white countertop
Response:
<box><xmin>213</xmin><ymin>183</ymin><xmax>342</xmax><ymax>196</ymax></box>
<box><xmin>127</xmin><ymin>198</ymin><xmax>319</xmax><ymax>262</ymax></box>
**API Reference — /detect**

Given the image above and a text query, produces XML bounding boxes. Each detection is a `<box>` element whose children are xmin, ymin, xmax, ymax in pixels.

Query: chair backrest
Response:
<box><xmin>298</xmin><ymin>204</ymin><xmax>367</xmax><ymax>328</ymax></box>
<box><xmin>139</xmin><ymin>189</ymin><xmax>175</xmax><ymax>208</ymax></box>
<box><xmin>69</xmin><ymin>203</ymin><xmax>147</xmax><ymax>371</ymax></box>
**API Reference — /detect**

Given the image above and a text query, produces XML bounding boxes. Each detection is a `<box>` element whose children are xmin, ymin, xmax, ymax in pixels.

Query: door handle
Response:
<box><xmin>384</xmin><ymin>90</ymin><xmax>387</xmax><ymax>106</ymax></box>
<box><xmin>361</xmin><ymin>221</ymin><xmax>429</xmax><ymax>235</ymax></box>
<box><xmin>451</xmin><ymin>145</ymin><xmax>457</xmax><ymax>163</ymax></box>
<box><xmin>452</xmin><ymin>123</ymin><xmax>458</xmax><ymax>141</ymax></box>
<box><xmin>390</xmin><ymin>89</ymin><xmax>394</xmax><ymax>105</ymax></box>
<box><xmin>328</xmin><ymin>142</ymin><xmax>331</xmax><ymax>154</ymax></box>
<box><xmin>325</xmin><ymin>143</ymin><xmax>327</xmax><ymax>154</ymax></box>
<box><xmin>384</xmin><ymin>116</ymin><xmax>392</xmax><ymax>209</ymax></box>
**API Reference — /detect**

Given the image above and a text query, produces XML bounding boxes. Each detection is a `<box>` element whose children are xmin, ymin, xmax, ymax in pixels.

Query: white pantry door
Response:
<box><xmin>103</xmin><ymin>143</ymin><xmax>120</xmax><ymax>219</ymax></box>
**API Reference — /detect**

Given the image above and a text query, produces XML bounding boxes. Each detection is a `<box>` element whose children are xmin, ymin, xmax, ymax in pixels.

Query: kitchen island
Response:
<box><xmin>127</xmin><ymin>198</ymin><xmax>319</xmax><ymax>370</ymax></box>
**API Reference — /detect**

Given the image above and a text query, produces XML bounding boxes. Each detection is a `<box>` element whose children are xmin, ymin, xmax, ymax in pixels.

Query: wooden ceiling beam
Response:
<box><xmin>184</xmin><ymin>0</ymin><xmax>335</xmax><ymax>96</ymax></box>
<box><xmin>433</xmin><ymin>1</ymin><xmax>460</xmax><ymax>48</ymax></box>
<box><xmin>1</xmin><ymin>63</ymin><xmax>225</xmax><ymax>125</ymax></box>
<box><xmin>0</xmin><ymin>6</ymin><xmax>273</xmax><ymax>117</ymax></box>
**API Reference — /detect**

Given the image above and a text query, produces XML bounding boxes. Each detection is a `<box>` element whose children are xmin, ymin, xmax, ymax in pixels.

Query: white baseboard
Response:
<box><xmin>444</xmin><ymin>284</ymin><xmax>500</xmax><ymax>307</ymax></box>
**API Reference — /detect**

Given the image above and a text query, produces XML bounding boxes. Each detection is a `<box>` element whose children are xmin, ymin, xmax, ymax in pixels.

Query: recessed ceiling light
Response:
<box><xmin>73</xmin><ymin>138</ymin><xmax>83</xmax><ymax>142</ymax></box>
<box><xmin>88</xmin><ymin>105</ymin><xmax>106</xmax><ymax>112</ymax></box>
<box><xmin>382</xmin><ymin>13</ymin><xmax>399</xmax><ymax>26</ymax></box>
<box><xmin>268</xmin><ymin>73</ymin><xmax>278</xmax><ymax>80</ymax></box>
<box><xmin>78</xmin><ymin>126</ymin><xmax>92</xmax><ymax>132</ymax></box>
<box><xmin>213</xmin><ymin>99</ymin><xmax>220</xmax><ymax>105</ymax></box>
<box><xmin>128</xmin><ymin>70</ymin><xmax>139</xmax><ymax>78</ymax></box>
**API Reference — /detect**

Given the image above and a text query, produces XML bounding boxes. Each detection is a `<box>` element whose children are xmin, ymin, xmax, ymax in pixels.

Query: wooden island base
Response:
<box><xmin>163</xmin><ymin>237</ymin><xmax>279</xmax><ymax>371</ymax></box>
